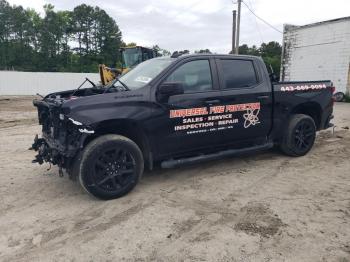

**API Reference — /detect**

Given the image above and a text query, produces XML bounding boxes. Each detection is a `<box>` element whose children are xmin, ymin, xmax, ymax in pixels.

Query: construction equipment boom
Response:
<box><xmin>99</xmin><ymin>46</ymin><xmax>159</xmax><ymax>85</ymax></box>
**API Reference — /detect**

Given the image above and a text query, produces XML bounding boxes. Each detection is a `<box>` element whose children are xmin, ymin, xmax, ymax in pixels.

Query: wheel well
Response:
<box><xmin>84</xmin><ymin>120</ymin><xmax>152</xmax><ymax>170</ymax></box>
<box><xmin>291</xmin><ymin>103</ymin><xmax>322</xmax><ymax>129</ymax></box>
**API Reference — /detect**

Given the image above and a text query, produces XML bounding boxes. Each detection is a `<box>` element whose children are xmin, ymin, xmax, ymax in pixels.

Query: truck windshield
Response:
<box><xmin>113</xmin><ymin>58</ymin><xmax>174</xmax><ymax>90</ymax></box>
<box><xmin>122</xmin><ymin>48</ymin><xmax>142</xmax><ymax>68</ymax></box>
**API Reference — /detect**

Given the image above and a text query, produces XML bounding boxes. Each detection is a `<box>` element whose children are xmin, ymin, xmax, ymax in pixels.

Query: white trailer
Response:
<box><xmin>0</xmin><ymin>71</ymin><xmax>99</xmax><ymax>96</ymax></box>
<box><xmin>281</xmin><ymin>17</ymin><xmax>350</xmax><ymax>97</ymax></box>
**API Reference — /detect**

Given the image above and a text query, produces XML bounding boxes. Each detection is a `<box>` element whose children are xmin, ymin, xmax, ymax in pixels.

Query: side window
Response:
<box><xmin>166</xmin><ymin>60</ymin><xmax>213</xmax><ymax>93</ymax></box>
<box><xmin>220</xmin><ymin>59</ymin><xmax>258</xmax><ymax>89</ymax></box>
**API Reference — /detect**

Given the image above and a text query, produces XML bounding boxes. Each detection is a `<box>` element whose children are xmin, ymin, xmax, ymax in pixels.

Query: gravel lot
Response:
<box><xmin>0</xmin><ymin>96</ymin><xmax>350</xmax><ymax>261</ymax></box>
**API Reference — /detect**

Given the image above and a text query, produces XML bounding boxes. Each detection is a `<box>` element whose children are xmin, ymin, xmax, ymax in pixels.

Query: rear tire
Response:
<box><xmin>280</xmin><ymin>114</ymin><xmax>316</xmax><ymax>157</ymax></box>
<box><xmin>79</xmin><ymin>134</ymin><xmax>144</xmax><ymax>200</ymax></box>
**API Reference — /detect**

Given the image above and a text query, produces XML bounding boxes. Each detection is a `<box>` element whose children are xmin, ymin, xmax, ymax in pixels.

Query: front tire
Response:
<box><xmin>280</xmin><ymin>114</ymin><xmax>316</xmax><ymax>157</ymax></box>
<box><xmin>79</xmin><ymin>134</ymin><xmax>144</xmax><ymax>200</ymax></box>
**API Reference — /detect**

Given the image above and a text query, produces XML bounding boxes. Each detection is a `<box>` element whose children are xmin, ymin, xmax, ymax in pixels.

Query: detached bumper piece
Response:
<box><xmin>30</xmin><ymin>134</ymin><xmax>61</xmax><ymax>166</ymax></box>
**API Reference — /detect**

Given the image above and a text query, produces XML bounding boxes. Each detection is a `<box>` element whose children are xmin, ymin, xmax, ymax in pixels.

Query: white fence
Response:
<box><xmin>0</xmin><ymin>71</ymin><xmax>100</xmax><ymax>95</ymax></box>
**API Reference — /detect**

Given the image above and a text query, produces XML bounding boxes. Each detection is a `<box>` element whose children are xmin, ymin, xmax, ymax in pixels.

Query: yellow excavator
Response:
<box><xmin>99</xmin><ymin>46</ymin><xmax>159</xmax><ymax>85</ymax></box>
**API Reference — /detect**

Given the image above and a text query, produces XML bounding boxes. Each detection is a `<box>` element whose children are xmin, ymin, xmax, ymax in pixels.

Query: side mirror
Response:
<box><xmin>157</xmin><ymin>82</ymin><xmax>184</xmax><ymax>102</ymax></box>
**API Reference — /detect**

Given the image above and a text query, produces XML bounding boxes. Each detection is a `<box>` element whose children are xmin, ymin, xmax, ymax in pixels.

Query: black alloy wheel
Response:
<box><xmin>280</xmin><ymin>114</ymin><xmax>316</xmax><ymax>157</ymax></box>
<box><xmin>293</xmin><ymin>120</ymin><xmax>315</xmax><ymax>152</ymax></box>
<box><xmin>92</xmin><ymin>148</ymin><xmax>136</xmax><ymax>193</ymax></box>
<box><xmin>79</xmin><ymin>135</ymin><xmax>144</xmax><ymax>200</ymax></box>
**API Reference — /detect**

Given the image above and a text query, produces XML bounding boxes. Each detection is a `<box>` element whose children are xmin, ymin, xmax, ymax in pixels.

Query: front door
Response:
<box><xmin>152</xmin><ymin>58</ymin><xmax>223</xmax><ymax>157</ymax></box>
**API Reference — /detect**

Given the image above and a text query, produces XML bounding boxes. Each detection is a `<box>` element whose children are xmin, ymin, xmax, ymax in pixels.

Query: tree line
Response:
<box><xmin>0</xmin><ymin>0</ymin><xmax>122</xmax><ymax>72</ymax></box>
<box><xmin>175</xmin><ymin>42</ymin><xmax>282</xmax><ymax>78</ymax></box>
<box><xmin>232</xmin><ymin>41</ymin><xmax>282</xmax><ymax>77</ymax></box>
<box><xmin>0</xmin><ymin>0</ymin><xmax>281</xmax><ymax>75</ymax></box>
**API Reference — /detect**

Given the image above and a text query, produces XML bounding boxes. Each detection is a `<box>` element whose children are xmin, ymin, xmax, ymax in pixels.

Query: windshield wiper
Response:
<box><xmin>117</xmin><ymin>78</ymin><xmax>130</xmax><ymax>91</ymax></box>
<box><xmin>86</xmin><ymin>77</ymin><xmax>96</xmax><ymax>87</ymax></box>
<box><xmin>103</xmin><ymin>78</ymin><xmax>130</xmax><ymax>93</ymax></box>
<box><xmin>71</xmin><ymin>77</ymin><xmax>96</xmax><ymax>97</ymax></box>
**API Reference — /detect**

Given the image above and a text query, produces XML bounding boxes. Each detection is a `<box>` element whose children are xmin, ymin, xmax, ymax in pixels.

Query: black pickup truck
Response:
<box><xmin>31</xmin><ymin>54</ymin><xmax>334</xmax><ymax>199</ymax></box>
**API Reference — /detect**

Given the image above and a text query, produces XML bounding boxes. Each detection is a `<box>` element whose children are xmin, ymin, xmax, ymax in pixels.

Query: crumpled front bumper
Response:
<box><xmin>30</xmin><ymin>122</ymin><xmax>92</xmax><ymax>167</ymax></box>
<box><xmin>31</xmin><ymin>97</ymin><xmax>95</xmax><ymax>174</ymax></box>
<box><xmin>31</xmin><ymin>135</ymin><xmax>49</xmax><ymax>165</ymax></box>
<box><xmin>30</xmin><ymin>134</ymin><xmax>79</xmax><ymax>166</ymax></box>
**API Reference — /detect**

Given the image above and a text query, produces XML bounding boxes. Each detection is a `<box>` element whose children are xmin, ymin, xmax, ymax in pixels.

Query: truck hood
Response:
<box><xmin>49</xmin><ymin>87</ymin><xmax>150</xmax><ymax>126</ymax></box>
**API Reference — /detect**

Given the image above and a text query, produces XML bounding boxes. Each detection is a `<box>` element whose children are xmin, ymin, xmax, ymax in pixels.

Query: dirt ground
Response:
<box><xmin>0</xmin><ymin>96</ymin><xmax>350</xmax><ymax>262</ymax></box>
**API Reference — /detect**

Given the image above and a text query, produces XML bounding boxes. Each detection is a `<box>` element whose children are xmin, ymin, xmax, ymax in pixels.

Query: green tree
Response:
<box><xmin>56</xmin><ymin>10</ymin><xmax>73</xmax><ymax>71</ymax></box>
<box><xmin>71</xmin><ymin>4</ymin><xmax>94</xmax><ymax>56</ymax></box>
<box><xmin>0</xmin><ymin>0</ymin><xmax>13</xmax><ymax>69</ymax></box>
<box><xmin>70</xmin><ymin>4</ymin><xmax>122</xmax><ymax>72</ymax></box>
<box><xmin>93</xmin><ymin>7</ymin><xmax>122</xmax><ymax>69</ymax></box>
<box><xmin>194</xmin><ymin>49</ymin><xmax>211</xmax><ymax>54</ymax></box>
<box><xmin>124</xmin><ymin>42</ymin><xmax>137</xmax><ymax>47</ymax></box>
<box><xmin>0</xmin><ymin>0</ymin><xmax>152</xmax><ymax>72</ymax></box>
<box><xmin>38</xmin><ymin>4</ymin><xmax>68</xmax><ymax>71</ymax></box>
<box><xmin>172</xmin><ymin>50</ymin><xmax>189</xmax><ymax>55</ymax></box>
<box><xmin>259</xmin><ymin>41</ymin><xmax>281</xmax><ymax>77</ymax></box>
<box><xmin>152</xmin><ymin>45</ymin><xmax>171</xmax><ymax>56</ymax></box>
<box><xmin>0</xmin><ymin>3</ymin><xmax>39</xmax><ymax>70</ymax></box>
<box><xmin>230</xmin><ymin>41</ymin><xmax>282</xmax><ymax>78</ymax></box>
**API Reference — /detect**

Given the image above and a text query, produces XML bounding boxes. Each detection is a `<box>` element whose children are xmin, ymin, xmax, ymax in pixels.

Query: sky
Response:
<box><xmin>7</xmin><ymin>0</ymin><xmax>350</xmax><ymax>53</ymax></box>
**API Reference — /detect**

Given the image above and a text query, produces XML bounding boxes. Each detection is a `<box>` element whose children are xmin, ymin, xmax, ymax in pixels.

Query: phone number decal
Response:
<box><xmin>280</xmin><ymin>84</ymin><xmax>327</xmax><ymax>92</ymax></box>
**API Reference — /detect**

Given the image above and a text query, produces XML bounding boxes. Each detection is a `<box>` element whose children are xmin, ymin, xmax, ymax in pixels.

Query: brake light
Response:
<box><xmin>331</xmin><ymin>86</ymin><xmax>335</xmax><ymax>93</ymax></box>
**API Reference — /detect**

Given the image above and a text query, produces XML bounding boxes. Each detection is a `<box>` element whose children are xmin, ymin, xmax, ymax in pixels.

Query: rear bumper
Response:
<box><xmin>323</xmin><ymin>114</ymin><xmax>334</xmax><ymax>129</ymax></box>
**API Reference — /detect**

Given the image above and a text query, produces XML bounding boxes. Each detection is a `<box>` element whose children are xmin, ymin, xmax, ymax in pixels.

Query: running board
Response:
<box><xmin>161</xmin><ymin>142</ymin><xmax>274</xmax><ymax>169</ymax></box>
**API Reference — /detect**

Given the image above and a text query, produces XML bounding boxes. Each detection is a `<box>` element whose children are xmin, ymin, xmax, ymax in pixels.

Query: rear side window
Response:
<box><xmin>220</xmin><ymin>59</ymin><xmax>258</xmax><ymax>89</ymax></box>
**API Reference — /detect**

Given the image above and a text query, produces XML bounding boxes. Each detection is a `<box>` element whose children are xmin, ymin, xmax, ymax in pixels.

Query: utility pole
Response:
<box><xmin>235</xmin><ymin>0</ymin><xmax>242</xmax><ymax>54</ymax></box>
<box><xmin>232</xmin><ymin>10</ymin><xmax>236</xmax><ymax>54</ymax></box>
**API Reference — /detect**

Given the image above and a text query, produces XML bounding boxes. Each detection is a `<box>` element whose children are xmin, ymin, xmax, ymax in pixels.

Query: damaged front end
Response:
<box><xmin>30</xmin><ymin>97</ymin><xmax>94</xmax><ymax>178</ymax></box>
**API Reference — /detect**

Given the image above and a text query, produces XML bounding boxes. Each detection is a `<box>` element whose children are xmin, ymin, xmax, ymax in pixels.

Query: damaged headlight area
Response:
<box><xmin>68</xmin><ymin>117</ymin><xmax>95</xmax><ymax>134</ymax></box>
<box><xmin>78</xmin><ymin>128</ymin><xmax>95</xmax><ymax>134</ymax></box>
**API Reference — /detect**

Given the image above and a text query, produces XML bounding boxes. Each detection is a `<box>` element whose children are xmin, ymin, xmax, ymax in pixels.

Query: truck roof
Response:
<box><xmin>164</xmin><ymin>53</ymin><xmax>261</xmax><ymax>60</ymax></box>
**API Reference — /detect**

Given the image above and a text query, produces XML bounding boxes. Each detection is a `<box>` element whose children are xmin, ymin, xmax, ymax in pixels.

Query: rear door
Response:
<box><xmin>215</xmin><ymin>57</ymin><xmax>273</xmax><ymax>146</ymax></box>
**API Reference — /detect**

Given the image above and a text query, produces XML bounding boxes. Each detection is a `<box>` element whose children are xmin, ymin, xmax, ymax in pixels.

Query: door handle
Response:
<box><xmin>205</xmin><ymin>99</ymin><xmax>221</xmax><ymax>105</ymax></box>
<box><xmin>257</xmin><ymin>95</ymin><xmax>269</xmax><ymax>100</ymax></box>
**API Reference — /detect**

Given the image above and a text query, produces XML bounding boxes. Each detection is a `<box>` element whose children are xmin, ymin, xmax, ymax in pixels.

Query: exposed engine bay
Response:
<box><xmin>30</xmin><ymin>75</ymin><xmax>132</xmax><ymax>177</ymax></box>
<box><xmin>30</xmin><ymin>88</ymin><xmax>99</xmax><ymax>177</ymax></box>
